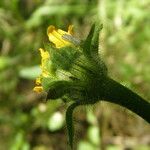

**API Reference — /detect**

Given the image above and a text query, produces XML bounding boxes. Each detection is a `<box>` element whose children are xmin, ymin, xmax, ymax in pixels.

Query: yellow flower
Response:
<box><xmin>47</xmin><ymin>25</ymin><xmax>73</xmax><ymax>48</ymax></box>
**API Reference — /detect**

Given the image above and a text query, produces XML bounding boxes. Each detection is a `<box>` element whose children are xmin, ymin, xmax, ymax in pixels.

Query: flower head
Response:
<box><xmin>33</xmin><ymin>23</ymin><xmax>111</xmax><ymax>149</ymax></box>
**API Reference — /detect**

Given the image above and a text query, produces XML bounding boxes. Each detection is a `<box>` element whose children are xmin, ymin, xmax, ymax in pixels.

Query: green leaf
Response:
<box><xmin>25</xmin><ymin>5</ymin><xmax>88</xmax><ymax>28</ymax></box>
<box><xmin>0</xmin><ymin>56</ymin><xmax>11</xmax><ymax>71</ymax></box>
<box><xmin>77</xmin><ymin>141</ymin><xmax>96</xmax><ymax>150</ymax></box>
<box><xmin>87</xmin><ymin>126</ymin><xmax>100</xmax><ymax>146</ymax></box>
<box><xmin>19</xmin><ymin>66</ymin><xmax>41</xmax><ymax>79</ymax></box>
<box><xmin>47</xmin><ymin>112</ymin><xmax>64</xmax><ymax>131</ymax></box>
<box><xmin>106</xmin><ymin>145</ymin><xmax>120</xmax><ymax>150</ymax></box>
<box><xmin>87</xmin><ymin>109</ymin><xmax>97</xmax><ymax>125</ymax></box>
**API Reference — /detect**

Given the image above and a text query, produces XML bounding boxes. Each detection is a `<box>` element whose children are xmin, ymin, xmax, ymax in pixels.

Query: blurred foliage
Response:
<box><xmin>0</xmin><ymin>0</ymin><xmax>150</xmax><ymax>150</ymax></box>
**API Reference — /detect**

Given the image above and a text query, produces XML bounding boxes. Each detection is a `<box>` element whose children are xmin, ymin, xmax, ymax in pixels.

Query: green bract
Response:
<box><xmin>45</xmin><ymin>23</ymin><xmax>107</xmax><ymax>102</ymax></box>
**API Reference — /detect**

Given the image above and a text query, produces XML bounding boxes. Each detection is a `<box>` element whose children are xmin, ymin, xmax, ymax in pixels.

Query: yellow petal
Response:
<box><xmin>33</xmin><ymin>86</ymin><xmax>43</xmax><ymax>93</ymax></box>
<box><xmin>36</xmin><ymin>77</ymin><xmax>41</xmax><ymax>85</ymax></box>
<box><xmin>42</xmin><ymin>70</ymin><xmax>49</xmax><ymax>77</ymax></box>
<box><xmin>39</xmin><ymin>48</ymin><xmax>49</xmax><ymax>60</ymax></box>
<box><xmin>38</xmin><ymin>48</ymin><xmax>50</xmax><ymax>76</ymax></box>
<box><xmin>68</xmin><ymin>25</ymin><xmax>74</xmax><ymax>35</ymax></box>
<box><xmin>57</xmin><ymin>29</ymin><xmax>68</xmax><ymax>35</ymax></box>
<box><xmin>47</xmin><ymin>25</ymin><xmax>72</xmax><ymax>48</ymax></box>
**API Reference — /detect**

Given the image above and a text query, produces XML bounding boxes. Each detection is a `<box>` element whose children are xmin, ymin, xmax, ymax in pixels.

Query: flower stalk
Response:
<box><xmin>102</xmin><ymin>77</ymin><xmax>150</xmax><ymax>122</ymax></box>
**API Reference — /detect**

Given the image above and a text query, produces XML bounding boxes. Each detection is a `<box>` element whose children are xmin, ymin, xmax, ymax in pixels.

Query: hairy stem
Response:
<box><xmin>102</xmin><ymin>78</ymin><xmax>150</xmax><ymax>123</ymax></box>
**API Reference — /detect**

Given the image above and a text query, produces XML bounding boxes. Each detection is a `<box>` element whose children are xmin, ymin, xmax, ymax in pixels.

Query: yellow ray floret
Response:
<box><xmin>33</xmin><ymin>86</ymin><xmax>43</xmax><ymax>93</ymax></box>
<box><xmin>36</xmin><ymin>77</ymin><xmax>41</xmax><ymax>85</ymax></box>
<box><xmin>39</xmin><ymin>48</ymin><xmax>50</xmax><ymax>77</ymax></box>
<box><xmin>47</xmin><ymin>25</ymin><xmax>73</xmax><ymax>48</ymax></box>
<box><xmin>33</xmin><ymin>48</ymin><xmax>50</xmax><ymax>93</ymax></box>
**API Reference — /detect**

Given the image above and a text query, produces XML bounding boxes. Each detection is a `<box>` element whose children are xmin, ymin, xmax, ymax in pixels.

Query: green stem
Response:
<box><xmin>102</xmin><ymin>78</ymin><xmax>150</xmax><ymax>123</ymax></box>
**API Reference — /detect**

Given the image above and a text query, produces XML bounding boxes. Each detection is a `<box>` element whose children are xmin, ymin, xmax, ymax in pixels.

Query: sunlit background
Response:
<box><xmin>0</xmin><ymin>0</ymin><xmax>150</xmax><ymax>150</ymax></box>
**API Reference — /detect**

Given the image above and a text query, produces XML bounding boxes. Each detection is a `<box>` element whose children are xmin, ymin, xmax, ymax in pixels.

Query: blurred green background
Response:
<box><xmin>0</xmin><ymin>0</ymin><xmax>150</xmax><ymax>150</ymax></box>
